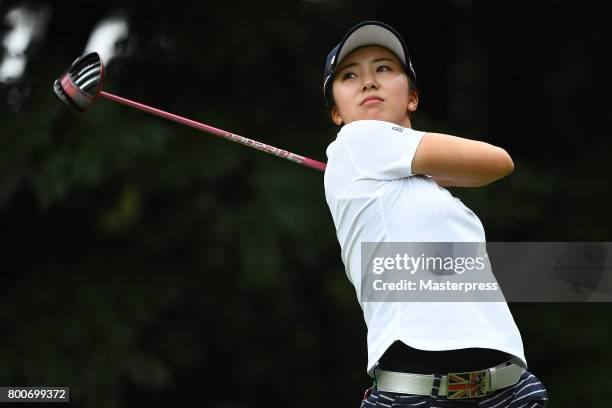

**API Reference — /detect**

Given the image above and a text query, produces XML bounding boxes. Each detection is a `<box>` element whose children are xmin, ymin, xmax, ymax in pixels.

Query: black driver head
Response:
<box><xmin>53</xmin><ymin>51</ymin><xmax>104</xmax><ymax>113</ymax></box>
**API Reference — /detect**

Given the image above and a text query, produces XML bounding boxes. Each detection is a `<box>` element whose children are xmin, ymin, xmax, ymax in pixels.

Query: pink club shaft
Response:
<box><xmin>99</xmin><ymin>91</ymin><xmax>327</xmax><ymax>172</ymax></box>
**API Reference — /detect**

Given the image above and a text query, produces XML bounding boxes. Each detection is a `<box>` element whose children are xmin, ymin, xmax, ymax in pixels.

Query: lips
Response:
<box><xmin>360</xmin><ymin>95</ymin><xmax>384</xmax><ymax>106</ymax></box>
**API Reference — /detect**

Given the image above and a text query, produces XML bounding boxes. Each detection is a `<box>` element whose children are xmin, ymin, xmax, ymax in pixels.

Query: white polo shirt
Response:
<box><xmin>324</xmin><ymin>119</ymin><xmax>527</xmax><ymax>378</ymax></box>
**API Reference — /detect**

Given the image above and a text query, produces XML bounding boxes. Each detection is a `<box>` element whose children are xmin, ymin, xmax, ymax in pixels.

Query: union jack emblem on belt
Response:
<box><xmin>446</xmin><ymin>369</ymin><xmax>490</xmax><ymax>399</ymax></box>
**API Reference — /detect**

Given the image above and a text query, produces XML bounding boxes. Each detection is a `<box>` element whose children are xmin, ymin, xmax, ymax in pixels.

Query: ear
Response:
<box><xmin>331</xmin><ymin>105</ymin><xmax>343</xmax><ymax>126</ymax></box>
<box><xmin>407</xmin><ymin>89</ymin><xmax>419</xmax><ymax>113</ymax></box>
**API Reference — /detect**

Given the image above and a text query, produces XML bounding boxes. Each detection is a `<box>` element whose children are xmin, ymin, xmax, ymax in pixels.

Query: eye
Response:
<box><xmin>342</xmin><ymin>72</ymin><xmax>356</xmax><ymax>80</ymax></box>
<box><xmin>377</xmin><ymin>65</ymin><xmax>391</xmax><ymax>72</ymax></box>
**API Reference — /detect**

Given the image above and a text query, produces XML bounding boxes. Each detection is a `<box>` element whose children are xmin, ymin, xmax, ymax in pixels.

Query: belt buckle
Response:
<box><xmin>446</xmin><ymin>368</ymin><xmax>490</xmax><ymax>400</ymax></box>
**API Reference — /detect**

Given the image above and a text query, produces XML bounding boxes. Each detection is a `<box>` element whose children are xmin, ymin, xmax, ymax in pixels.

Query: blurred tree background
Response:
<box><xmin>1</xmin><ymin>0</ymin><xmax>611</xmax><ymax>407</ymax></box>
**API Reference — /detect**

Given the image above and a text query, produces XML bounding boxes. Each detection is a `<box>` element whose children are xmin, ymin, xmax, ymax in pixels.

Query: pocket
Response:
<box><xmin>391</xmin><ymin>403</ymin><xmax>429</xmax><ymax>408</ymax></box>
<box><xmin>361</xmin><ymin>388</ymin><xmax>427</xmax><ymax>408</ymax></box>
<box><xmin>390</xmin><ymin>395</ymin><xmax>432</xmax><ymax>407</ymax></box>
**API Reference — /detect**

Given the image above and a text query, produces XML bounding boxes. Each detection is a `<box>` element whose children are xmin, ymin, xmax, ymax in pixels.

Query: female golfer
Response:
<box><xmin>322</xmin><ymin>21</ymin><xmax>549</xmax><ymax>407</ymax></box>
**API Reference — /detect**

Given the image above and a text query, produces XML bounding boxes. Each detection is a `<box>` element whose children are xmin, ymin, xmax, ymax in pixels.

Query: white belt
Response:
<box><xmin>375</xmin><ymin>357</ymin><xmax>525</xmax><ymax>400</ymax></box>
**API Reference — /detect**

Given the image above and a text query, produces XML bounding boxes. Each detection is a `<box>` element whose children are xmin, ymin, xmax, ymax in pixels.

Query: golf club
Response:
<box><xmin>53</xmin><ymin>52</ymin><xmax>327</xmax><ymax>172</ymax></box>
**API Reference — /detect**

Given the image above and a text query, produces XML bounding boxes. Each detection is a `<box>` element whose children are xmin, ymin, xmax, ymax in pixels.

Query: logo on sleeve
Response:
<box><xmin>392</xmin><ymin>126</ymin><xmax>404</xmax><ymax>132</ymax></box>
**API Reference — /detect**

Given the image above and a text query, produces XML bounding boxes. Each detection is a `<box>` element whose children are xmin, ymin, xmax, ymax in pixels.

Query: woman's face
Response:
<box><xmin>331</xmin><ymin>45</ymin><xmax>418</xmax><ymax>127</ymax></box>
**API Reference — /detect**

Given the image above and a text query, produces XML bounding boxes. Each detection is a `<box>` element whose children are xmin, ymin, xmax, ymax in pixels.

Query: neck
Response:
<box><xmin>397</xmin><ymin>116</ymin><xmax>413</xmax><ymax>128</ymax></box>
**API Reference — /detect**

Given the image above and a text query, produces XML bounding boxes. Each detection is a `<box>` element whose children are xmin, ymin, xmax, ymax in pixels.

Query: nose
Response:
<box><xmin>361</xmin><ymin>72</ymin><xmax>379</xmax><ymax>91</ymax></box>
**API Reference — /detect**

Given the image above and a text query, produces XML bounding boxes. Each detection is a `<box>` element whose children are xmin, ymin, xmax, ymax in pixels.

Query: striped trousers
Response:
<box><xmin>360</xmin><ymin>369</ymin><xmax>548</xmax><ymax>408</ymax></box>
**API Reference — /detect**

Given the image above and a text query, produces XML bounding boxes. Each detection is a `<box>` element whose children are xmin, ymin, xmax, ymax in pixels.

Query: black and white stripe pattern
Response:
<box><xmin>53</xmin><ymin>52</ymin><xmax>104</xmax><ymax>112</ymax></box>
<box><xmin>360</xmin><ymin>369</ymin><xmax>548</xmax><ymax>408</ymax></box>
<box><xmin>69</xmin><ymin>52</ymin><xmax>103</xmax><ymax>95</ymax></box>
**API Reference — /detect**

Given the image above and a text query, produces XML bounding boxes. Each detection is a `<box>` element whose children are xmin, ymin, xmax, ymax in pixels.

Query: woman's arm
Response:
<box><xmin>411</xmin><ymin>132</ymin><xmax>514</xmax><ymax>187</ymax></box>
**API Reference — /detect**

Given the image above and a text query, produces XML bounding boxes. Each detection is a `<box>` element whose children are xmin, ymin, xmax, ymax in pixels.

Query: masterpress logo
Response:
<box><xmin>361</xmin><ymin>242</ymin><xmax>503</xmax><ymax>302</ymax></box>
<box><xmin>370</xmin><ymin>251</ymin><xmax>499</xmax><ymax>295</ymax></box>
<box><xmin>360</xmin><ymin>242</ymin><xmax>612</xmax><ymax>302</ymax></box>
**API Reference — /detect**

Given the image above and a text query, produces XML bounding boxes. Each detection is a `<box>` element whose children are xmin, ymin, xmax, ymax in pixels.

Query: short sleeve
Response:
<box><xmin>337</xmin><ymin>120</ymin><xmax>425</xmax><ymax>180</ymax></box>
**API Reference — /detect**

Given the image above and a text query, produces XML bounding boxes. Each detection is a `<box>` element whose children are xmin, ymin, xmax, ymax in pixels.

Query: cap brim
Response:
<box><xmin>336</xmin><ymin>22</ymin><xmax>407</xmax><ymax>68</ymax></box>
